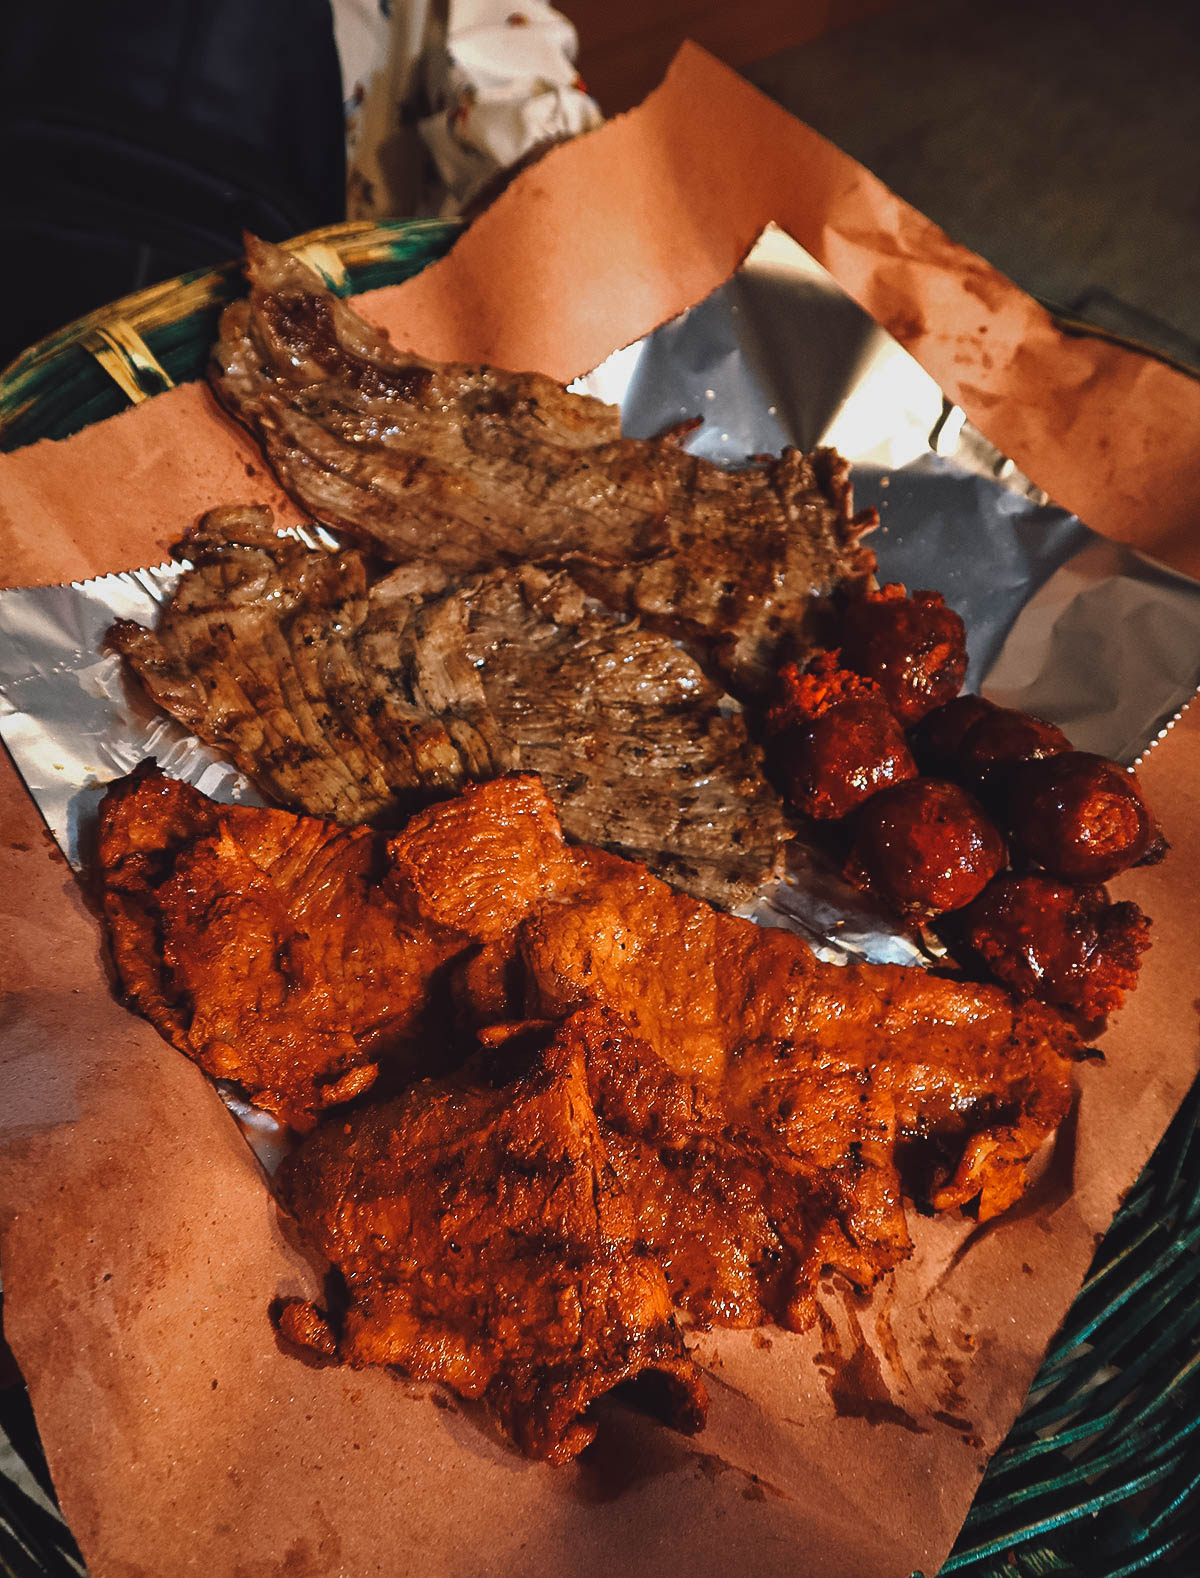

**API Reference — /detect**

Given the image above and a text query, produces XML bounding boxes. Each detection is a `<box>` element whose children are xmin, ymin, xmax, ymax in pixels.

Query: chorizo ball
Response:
<box><xmin>768</xmin><ymin>654</ymin><xmax>916</xmax><ymax>820</ymax></box>
<box><xmin>910</xmin><ymin>695</ymin><xmax>998</xmax><ymax>778</ymax></box>
<box><xmin>960</xmin><ymin>875</ymin><xmax>1151</xmax><ymax>1023</ymax></box>
<box><xmin>839</xmin><ymin>585</ymin><xmax>969</xmax><ymax>724</ymax></box>
<box><xmin>1001</xmin><ymin>752</ymin><xmax>1162</xmax><ymax>882</ymax></box>
<box><xmin>954</xmin><ymin>706</ymin><xmax>1071</xmax><ymax>794</ymax></box>
<box><xmin>845</xmin><ymin>779</ymin><xmax>1007</xmax><ymax>919</ymax></box>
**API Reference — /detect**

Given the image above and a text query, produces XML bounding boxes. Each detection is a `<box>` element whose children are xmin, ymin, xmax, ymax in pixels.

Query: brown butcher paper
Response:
<box><xmin>1</xmin><ymin>43</ymin><xmax>1198</xmax><ymax>1578</ymax></box>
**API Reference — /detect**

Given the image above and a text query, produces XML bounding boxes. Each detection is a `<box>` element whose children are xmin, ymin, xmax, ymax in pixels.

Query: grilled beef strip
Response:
<box><xmin>109</xmin><ymin>505</ymin><xmax>792</xmax><ymax>909</ymax></box>
<box><xmin>210</xmin><ymin>237</ymin><xmax>875</xmax><ymax>697</ymax></box>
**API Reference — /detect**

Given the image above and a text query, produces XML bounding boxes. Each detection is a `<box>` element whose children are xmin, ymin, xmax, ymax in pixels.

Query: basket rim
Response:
<box><xmin>2</xmin><ymin>214</ymin><xmax>1195</xmax><ymax>416</ymax></box>
<box><xmin>0</xmin><ymin>216</ymin><xmax>465</xmax><ymax>394</ymax></box>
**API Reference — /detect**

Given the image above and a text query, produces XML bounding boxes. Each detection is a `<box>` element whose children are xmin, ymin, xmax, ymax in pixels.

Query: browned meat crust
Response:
<box><xmin>109</xmin><ymin>506</ymin><xmax>791</xmax><ymax>909</ymax></box>
<box><xmin>210</xmin><ymin>237</ymin><xmax>875</xmax><ymax>696</ymax></box>
<box><xmin>98</xmin><ymin>767</ymin><xmax>1082</xmax><ymax>1457</ymax></box>
<box><xmin>492</xmin><ymin>1009</ymin><xmax>896</xmax><ymax>1330</ymax></box>
<box><xmin>97</xmin><ymin>763</ymin><xmax>462</xmax><ymax>1129</ymax></box>
<box><xmin>275</xmin><ymin>977</ymin><xmax>1074</xmax><ymax>1458</ymax></box>
<box><xmin>501</xmin><ymin>862</ymin><xmax>1076</xmax><ymax>1235</ymax></box>
<box><xmin>100</xmin><ymin>767</ymin><xmax>1080</xmax><ymax>1233</ymax></box>
<box><xmin>278</xmin><ymin>1011</ymin><xmax>708</xmax><ymax>1464</ymax></box>
<box><xmin>389</xmin><ymin>780</ymin><xmax>1075</xmax><ymax>1236</ymax></box>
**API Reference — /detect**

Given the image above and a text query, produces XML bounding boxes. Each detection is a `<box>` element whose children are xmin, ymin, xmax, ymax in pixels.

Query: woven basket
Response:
<box><xmin>0</xmin><ymin>218</ymin><xmax>1196</xmax><ymax>1578</ymax></box>
<box><xmin>0</xmin><ymin>218</ymin><xmax>460</xmax><ymax>450</ymax></box>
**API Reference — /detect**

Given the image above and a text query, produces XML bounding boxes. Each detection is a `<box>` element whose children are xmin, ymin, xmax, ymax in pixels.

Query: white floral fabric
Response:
<box><xmin>331</xmin><ymin>0</ymin><xmax>601</xmax><ymax>218</ymax></box>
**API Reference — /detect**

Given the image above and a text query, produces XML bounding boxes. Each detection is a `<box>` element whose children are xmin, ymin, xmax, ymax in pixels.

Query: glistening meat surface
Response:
<box><xmin>210</xmin><ymin>238</ymin><xmax>875</xmax><ymax>696</ymax></box>
<box><xmin>277</xmin><ymin>1012</ymin><xmax>709</xmax><ymax>1465</ymax></box>
<box><xmin>97</xmin><ymin>764</ymin><xmax>463</xmax><ymax>1129</ymax></box>
<box><xmin>109</xmin><ymin>507</ymin><xmax>791</xmax><ymax>909</ymax></box>
<box><xmin>99</xmin><ymin>768</ymin><xmax>1081</xmax><ymax>1270</ymax></box>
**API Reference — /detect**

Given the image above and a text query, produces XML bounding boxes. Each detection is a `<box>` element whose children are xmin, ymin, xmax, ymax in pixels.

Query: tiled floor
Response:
<box><xmin>746</xmin><ymin>0</ymin><xmax>1200</xmax><ymax>369</ymax></box>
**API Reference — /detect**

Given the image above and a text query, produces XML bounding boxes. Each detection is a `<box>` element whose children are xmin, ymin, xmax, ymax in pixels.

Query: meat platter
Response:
<box><xmin>0</xmin><ymin>214</ymin><xmax>1198</xmax><ymax>1577</ymax></box>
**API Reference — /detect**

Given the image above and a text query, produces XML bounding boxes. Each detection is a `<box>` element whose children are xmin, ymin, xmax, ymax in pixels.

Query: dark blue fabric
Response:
<box><xmin>0</xmin><ymin>0</ymin><xmax>347</xmax><ymax>363</ymax></box>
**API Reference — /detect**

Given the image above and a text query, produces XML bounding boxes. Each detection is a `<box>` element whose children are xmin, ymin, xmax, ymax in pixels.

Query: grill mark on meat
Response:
<box><xmin>110</xmin><ymin>506</ymin><xmax>793</xmax><ymax>909</ymax></box>
<box><xmin>210</xmin><ymin>237</ymin><xmax>875</xmax><ymax>697</ymax></box>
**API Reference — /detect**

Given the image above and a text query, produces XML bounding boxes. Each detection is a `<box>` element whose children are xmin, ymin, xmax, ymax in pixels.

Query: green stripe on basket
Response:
<box><xmin>80</xmin><ymin>323</ymin><xmax>175</xmax><ymax>404</ymax></box>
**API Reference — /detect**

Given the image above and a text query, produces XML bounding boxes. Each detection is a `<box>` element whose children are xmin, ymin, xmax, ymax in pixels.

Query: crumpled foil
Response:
<box><xmin>1</xmin><ymin>225</ymin><xmax>1198</xmax><ymax>972</ymax></box>
<box><xmin>575</xmin><ymin>226</ymin><xmax>1200</xmax><ymax>753</ymax></box>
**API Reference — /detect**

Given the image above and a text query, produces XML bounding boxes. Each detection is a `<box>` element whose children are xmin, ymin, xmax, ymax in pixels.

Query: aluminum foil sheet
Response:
<box><xmin>2</xmin><ymin>223</ymin><xmax>1199</xmax><ymax>952</ymax></box>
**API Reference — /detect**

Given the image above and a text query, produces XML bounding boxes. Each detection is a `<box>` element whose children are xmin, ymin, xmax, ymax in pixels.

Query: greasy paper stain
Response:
<box><xmin>574</xmin><ymin>1402</ymin><xmax>790</xmax><ymax>1506</ymax></box>
<box><xmin>815</xmin><ymin>1283</ymin><xmax>928</xmax><ymax>1436</ymax></box>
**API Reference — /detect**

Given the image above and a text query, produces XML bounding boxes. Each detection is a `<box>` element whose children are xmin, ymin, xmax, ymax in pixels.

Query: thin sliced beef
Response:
<box><xmin>110</xmin><ymin>505</ymin><xmax>792</xmax><ymax>909</ymax></box>
<box><xmin>210</xmin><ymin>237</ymin><xmax>875</xmax><ymax>696</ymax></box>
<box><xmin>419</xmin><ymin>553</ymin><xmax>793</xmax><ymax>908</ymax></box>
